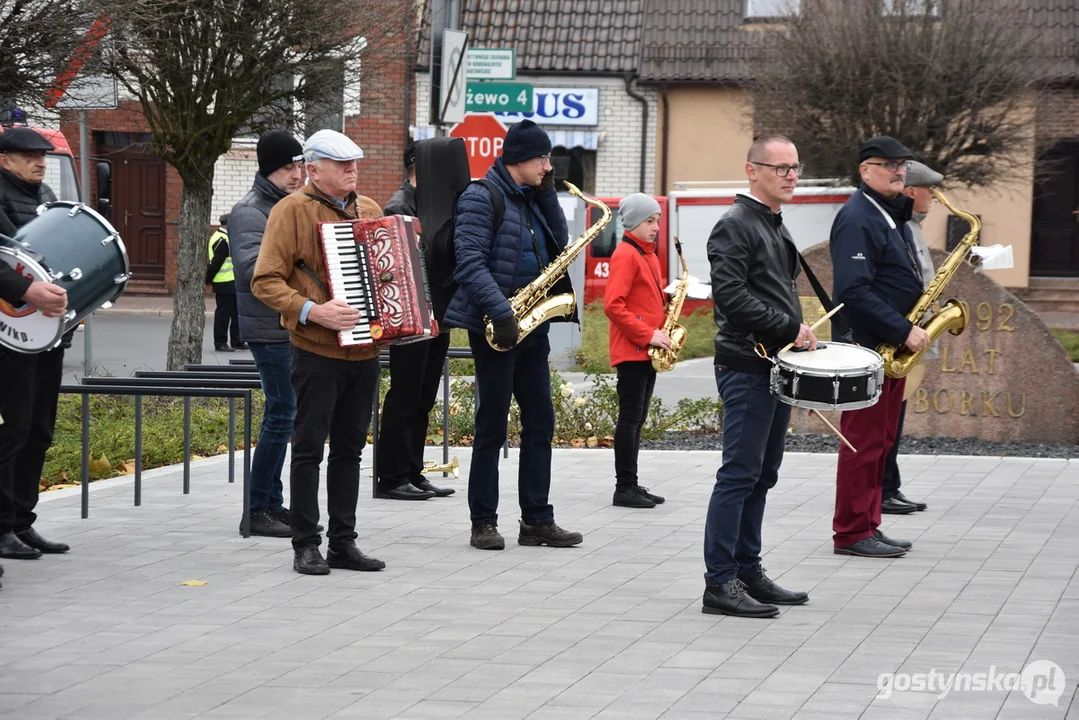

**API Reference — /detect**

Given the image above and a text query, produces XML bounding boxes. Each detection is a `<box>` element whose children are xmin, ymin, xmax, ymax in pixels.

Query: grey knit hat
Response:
<box><xmin>905</xmin><ymin>160</ymin><xmax>943</xmax><ymax>188</ymax></box>
<box><xmin>619</xmin><ymin>193</ymin><xmax>662</xmax><ymax>232</ymax></box>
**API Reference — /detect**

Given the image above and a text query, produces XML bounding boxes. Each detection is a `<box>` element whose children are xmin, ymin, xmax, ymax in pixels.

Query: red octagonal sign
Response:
<box><xmin>451</xmin><ymin>113</ymin><xmax>507</xmax><ymax>180</ymax></box>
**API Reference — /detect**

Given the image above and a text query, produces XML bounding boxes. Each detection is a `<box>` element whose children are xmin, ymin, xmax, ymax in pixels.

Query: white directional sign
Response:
<box><xmin>466</xmin><ymin>48</ymin><xmax>516</xmax><ymax>80</ymax></box>
<box><xmin>439</xmin><ymin>29</ymin><xmax>468</xmax><ymax>125</ymax></box>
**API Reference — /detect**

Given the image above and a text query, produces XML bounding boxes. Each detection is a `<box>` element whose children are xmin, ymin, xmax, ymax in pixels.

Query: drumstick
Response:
<box><xmin>779</xmin><ymin>303</ymin><xmax>846</xmax><ymax>355</ymax></box>
<box><xmin>811</xmin><ymin>409</ymin><xmax>857</xmax><ymax>453</ymax></box>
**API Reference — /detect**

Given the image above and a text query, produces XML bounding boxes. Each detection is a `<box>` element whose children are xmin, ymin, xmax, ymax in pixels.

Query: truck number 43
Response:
<box><xmin>593</xmin><ymin>262</ymin><xmax>609</xmax><ymax>278</ymax></box>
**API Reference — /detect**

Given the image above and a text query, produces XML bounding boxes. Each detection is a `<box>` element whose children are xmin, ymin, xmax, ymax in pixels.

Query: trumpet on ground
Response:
<box><xmin>422</xmin><ymin>456</ymin><xmax>459</xmax><ymax>479</ymax></box>
<box><xmin>484</xmin><ymin>182</ymin><xmax>611</xmax><ymax>351</ymax></box>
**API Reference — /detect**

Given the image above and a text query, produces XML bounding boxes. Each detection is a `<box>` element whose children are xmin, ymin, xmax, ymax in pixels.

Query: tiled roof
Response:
<box><xmin>417</xmin><ymin>0</ymin><xmax>644</xmax><ymax>75</ymax></box>
<box><xmin>1032</xmin><ymin>1</ymin><xmax>1079</xmax><ymax>81</ymax></box>
<box><xmin>638</xmin><ymin>0</ymin><xmax>759</xmax><ymax>83</ymax></box>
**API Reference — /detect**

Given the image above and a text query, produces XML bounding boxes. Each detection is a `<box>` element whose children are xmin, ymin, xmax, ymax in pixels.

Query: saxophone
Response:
<box><xmin>485</xmin><ymin>182</ymin><xmax>611</xmax><ymax>351</ymax></box>
<box><xmin>876</xmin><ymin>188</ymin><xmax>981</xmax><ymax>378</ymax></box>
<box><xmin>649</xmin><ymin>237</ymin><xmax>689</xmax><ymax>372</ymax></box>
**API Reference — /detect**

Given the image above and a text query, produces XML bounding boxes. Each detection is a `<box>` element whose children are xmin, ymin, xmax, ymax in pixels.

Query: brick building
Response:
<box><xmin>58</xmin><ymin>4</ymin><xmax>416</xmax><ymax>296</ymax></box>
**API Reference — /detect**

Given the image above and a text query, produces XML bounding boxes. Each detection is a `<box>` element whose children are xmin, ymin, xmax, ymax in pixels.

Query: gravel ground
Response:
<box><xmin>638</xmin><ymin>431</ymin><xmax>1079</xmax><ymax>458</ymax></box>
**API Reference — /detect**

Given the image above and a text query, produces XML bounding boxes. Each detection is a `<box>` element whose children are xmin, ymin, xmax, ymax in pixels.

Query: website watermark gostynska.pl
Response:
<box><xmin>876</xmin><ymin>660</ymin><xmax>1065</xmax><ymax>705</ymax></box>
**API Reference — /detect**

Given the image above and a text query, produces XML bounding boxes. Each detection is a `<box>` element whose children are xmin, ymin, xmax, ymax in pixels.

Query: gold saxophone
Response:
<box><xmin>876</xmin><ymin>188</ymin><xmax>981</xmax><ymax>378</ymax></box>
<box><xmin>485</xmin><ymin>182</ymin><xmax>611</xmax><ymax>350</ymax></box>
<box><xmin>649</xmin><ymin>237</ymin><xmax>689</xmax><ymax>372</ymax></box>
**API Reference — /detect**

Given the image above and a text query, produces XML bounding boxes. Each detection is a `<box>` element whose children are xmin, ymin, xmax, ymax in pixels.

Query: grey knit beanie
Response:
<box><xmin>619</xmin><ymin>193</ymin><xmax>662</xmax><ymax>232</ymax></box>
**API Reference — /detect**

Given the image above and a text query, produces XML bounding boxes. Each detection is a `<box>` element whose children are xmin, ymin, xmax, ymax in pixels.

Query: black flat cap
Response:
<box><xmin>0</xmin><ymin>127</ymin><xmax>55</xmax><ymax>153</ymax></box>
<box><xmin>859</xmin><ymin>136</ymin><xmax>914</xmax><ymax>163</ymax></box>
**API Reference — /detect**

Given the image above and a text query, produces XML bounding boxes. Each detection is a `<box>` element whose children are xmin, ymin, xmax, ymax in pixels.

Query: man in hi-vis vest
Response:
<box><xmin>206</xmin><ymin>213</ymin><xmax>246</xmax><ymax>351</ymax></box>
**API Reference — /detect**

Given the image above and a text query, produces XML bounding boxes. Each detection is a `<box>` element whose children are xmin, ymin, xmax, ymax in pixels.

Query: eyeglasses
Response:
<box><xmin>536</xmin><ymin>154</ymin><xmax>552</xmax><ymax>166</ymax></box>
<box><xmin>751</xmin><ymin>162</ymin><xmax>804</xmax><ymax>178</ymax></box>
<box><xmin>864</xmin><ymin>160</ymin><xmax>912</xmax><ymax>173</ymax></box>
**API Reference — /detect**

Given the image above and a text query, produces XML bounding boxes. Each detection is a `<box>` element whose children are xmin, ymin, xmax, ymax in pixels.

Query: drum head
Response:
<box><xmin>0</xmin><ymin>247</ymin><xmax>63</xmax><ymax>353</ymax></box>
<box><xmin>777</xmin><ymin>342</ymin><xmax>882</xmax><ymax>375</ymax></box>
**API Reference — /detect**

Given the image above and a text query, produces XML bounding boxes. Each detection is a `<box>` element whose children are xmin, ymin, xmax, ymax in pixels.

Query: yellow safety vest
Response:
<box><xmin>208</xmin><ymin>229</ymin><xmax>234</xmax><ymax>283</ymax></box>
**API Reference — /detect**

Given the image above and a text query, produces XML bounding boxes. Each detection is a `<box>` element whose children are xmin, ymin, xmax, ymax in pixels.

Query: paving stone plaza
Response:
<box><xmin>0</xmin><ymin>449</ymin><xmax>1076</xmax><ymax>719</ymax></box>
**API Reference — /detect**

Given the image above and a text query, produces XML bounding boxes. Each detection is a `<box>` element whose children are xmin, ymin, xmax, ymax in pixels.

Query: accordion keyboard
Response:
<box><xmin>320</xmin><ymin>222</ymin><xmax>376</xmax><ymax>346</ymax></box>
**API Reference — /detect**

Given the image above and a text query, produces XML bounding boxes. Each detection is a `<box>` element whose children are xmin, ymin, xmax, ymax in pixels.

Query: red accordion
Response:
<box><xmin>319</xmin><ymin>215</ymin><xmax>437</xmax><ymax>347</ymax></box>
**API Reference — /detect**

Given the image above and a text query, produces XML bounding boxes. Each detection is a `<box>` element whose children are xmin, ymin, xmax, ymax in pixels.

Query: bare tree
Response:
<box><xmin>0</xmin><ymin>0</ymin><xmax>97</xmax><ymax>118</ymax></box>
<box><xmin>749</xmin><ymin>0</ymin><xmax>1042</xmax><ymax>187</ymax></box>
<box><xmin>92</xmin><ymin>0</ymin><xmax>413</xmax><ymax>368</ymax></box>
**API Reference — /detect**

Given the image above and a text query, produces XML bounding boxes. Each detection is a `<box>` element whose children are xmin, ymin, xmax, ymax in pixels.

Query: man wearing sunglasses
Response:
<box><xmin>830</xmin><ymin>136</ymin><xmax>929</xmax><ymax>559</ymax></box>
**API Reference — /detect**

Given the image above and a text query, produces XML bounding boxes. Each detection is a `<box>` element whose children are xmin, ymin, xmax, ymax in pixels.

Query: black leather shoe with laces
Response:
<box><xmin>293</xmin><ymin>547</ymin><xmax>330</xmax><ymax>575</ymax></box>
<box><xmin>893</xmin><ymin>491</ymin><xmax>927</xmax><ymax>511</ymax></box>
<box><xmin>471</xmin><ymin>522</ymin><xmax>505</xmax><ymax>550</ymax></box>
<box><xmin>741</xmin><ymin>567</ymin><xmax>808</xmax><ymax>606</ymax></box>
<box><xmin>834</xmin><ymin>536</ymin><xmax>907</xmax><ymax>558</ymax></box>
<box><xmin>327</xmin><ymin>543</ymin><xmax>385</xmax><ymax>571</ymax></box>
<box><xmin>613</xmin><ymin>486</ymin><xmax>655</xmax><ymax>508</ymax></box>
<box><xmin>518</xmin><ymin>520</ymin><xmax>583</xmax><ymax>547</ymax></box>
<box><xmin>881</xmin><ymin>496</ymin><xmax>918</xmax><ymax>515</ymax></box>
<box><xmin>272</xmin><ymin>508</ymin><xmax>322</xmax><ymax>533</ymax></box>
<box><xmin>703</xmin><ymin>579</ymin><xmax>780</xmax><ymax>618</ymax></box>
<box><xmin>413</xmin><ymin>478</ymin><xmax>455</xmax><ymax>497</ymax></box>
<box><xmin>640</xmin><ymin>487</ymin><xmax>665</xmax><ymax>505</ymax></box>
<box><xmin>873</xmin><ymin>529</ymin><xmax>912</xmax><ymax>550</ymax></box>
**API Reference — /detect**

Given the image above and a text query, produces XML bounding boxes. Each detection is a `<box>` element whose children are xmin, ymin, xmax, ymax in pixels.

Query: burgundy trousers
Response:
<box><xmin>833</xmin><ymin>376</ymin><xmax>906</xmax><ymax>547</ymax></box>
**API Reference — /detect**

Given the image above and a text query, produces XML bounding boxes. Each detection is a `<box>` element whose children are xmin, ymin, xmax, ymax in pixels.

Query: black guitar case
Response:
<box><xmin>414</xmin><ymin>137</ymin><xmax>471</xmax><ymax>323</ymax></box>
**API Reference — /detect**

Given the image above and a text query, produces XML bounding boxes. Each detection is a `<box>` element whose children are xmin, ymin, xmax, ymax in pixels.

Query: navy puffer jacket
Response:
<box><xmin>443</xmin><ymin>159</ymin><xmax>572</xmax><ymax>334</ymax></box>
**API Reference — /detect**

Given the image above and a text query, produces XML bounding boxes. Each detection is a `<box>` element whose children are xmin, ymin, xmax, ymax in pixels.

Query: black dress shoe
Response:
<box><xmin>834</xmin><ymin>536</ymin><xmax>907</xmax><ymax>558</ymax></box>
<box><xmin>613</xmin><ymin>485</ymin><xmax>656</xmax><ymax>508</ymax></box>
<box><xmin>518</xmin><ymin>520</ymin><xmax>583</xmax><ymax>547</ymax></box>
<box><xmin>881</xmin><ymin>497</ymin><xmax>918</xmax><ymax>515</ymax></box>
<box><xmin>703</xmin><ymin>579</ymin><xmax>780</xmax><ymax>618</ymax></box>
<box><xmin>272</xmin><ymin>508</ymin><xmax>322</xmax><ymax>533</ymax></box>
<box><xmin>376</xmin><ymin>483</ymin><xmax>435</xmax><ymax>500</ymax></box>
<box><xmin>214</xmin><ymin>344</ymin><xmax>234</xmax><ymax>352</ymax></box>
<box><xmin>0</xmin><ymin>532</ymin><xmax>42</xmax><ymax>559</ymax></box>
<box><xmin>17</xmin><ymin>528</ymin><xmax>69</xmax><ymax>554</ymax></box>
<box><xmin>327</xmin><ymin>543</ymin><xmax>385</xmax><ymax>571</ymax></box>
<box><xmin>873</xmin><ymin>529</ymin><xmax>912</xmax><ymax>550</ymax></box>
<box><xmin>741</xmin><ymin>567</ymin><xmax>809</xmax><ymax>606</ymax></box>
<box><xmin>1</xmin><ymin>562</ymin><xmax>4</xmax><ymax>588</ymax></box>
<box><xmin>241</xmin><ymin>510</ymin><xmax>292</xmax><ymax>538</ymax></box>
<box><xmin>893</xmin><ymin>491</ymin><xmax>927</xmax><ymax>511</ymax></box>
<box><xmin>640</xmin><ymin>487</ymin><xmax>665</xmax><ymax>505</ymax></box>
<box><xmin>413</xmin><ymin>478</ymin><xmax>455</xmax><ymax>497</ymax></box>
<box><xmin>293</xmin><ymin>547</ymin><xmax>330</xmax><ymax>575</ymax></box>
<box><xmin>232</xmin><ymin>342</ymin><xmax>249</xmax><ymax>351</ymax></box>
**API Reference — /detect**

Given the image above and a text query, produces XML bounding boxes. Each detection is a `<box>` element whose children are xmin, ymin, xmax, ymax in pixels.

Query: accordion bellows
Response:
<box><xmin>319</xmin><ymin>215</ymin><xmax>437</xmax><ymax>348</ymax></box>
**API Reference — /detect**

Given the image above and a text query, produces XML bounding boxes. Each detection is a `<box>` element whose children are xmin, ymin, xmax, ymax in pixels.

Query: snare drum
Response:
<box><xmin>770</xmin><ymin>342</ymin><xmax>884</xmax><ymax>411</ymax></box>
<box><xmin>0</xmin><ymin>202</ymin><xmax>130</xmax><ymax>353</ymax></box>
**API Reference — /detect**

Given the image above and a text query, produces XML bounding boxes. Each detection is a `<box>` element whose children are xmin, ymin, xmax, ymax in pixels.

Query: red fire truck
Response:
<box><xmin>582</xmin><ymin>181</ymin><xmax>857</xmax><ymax>314</ymax></box>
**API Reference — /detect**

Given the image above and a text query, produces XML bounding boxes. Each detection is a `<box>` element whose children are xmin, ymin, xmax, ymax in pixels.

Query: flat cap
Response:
<box><xmin>905</xmin><ymin>160</ymin><xmax>943</xmax><ymax>188</ymax></box>
<box><xmin>303</xmin><ymin>129</ymin><xmax>363</xmax><ymax>163</ymax></box>
<box><xmin>0</xmin><ymin>127</ymin><xmax>55</xmax><ymax>153</ymax></box>
<box><xmin>859</xmin><ymin>136</ymin><xmax>914</xmax><ymax>163</ymax></box>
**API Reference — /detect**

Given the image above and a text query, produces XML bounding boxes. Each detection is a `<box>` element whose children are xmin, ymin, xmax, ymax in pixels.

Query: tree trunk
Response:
<box><xmin>166</xmin><ymin>173</ymin><xmax>214</xmax><ymax>370</ymax></box>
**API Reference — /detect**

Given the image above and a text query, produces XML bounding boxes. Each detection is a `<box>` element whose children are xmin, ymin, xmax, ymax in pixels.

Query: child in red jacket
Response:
<box><xmin>604</xmin><ymin>194</ymin><xmax>673</xmax><ymax>509</ymax></box>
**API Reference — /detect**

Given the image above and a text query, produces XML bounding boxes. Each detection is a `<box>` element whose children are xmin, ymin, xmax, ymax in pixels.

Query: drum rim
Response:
<box><xmin>39</xmin><ymin>201</ymin><xmax>131</xmax><ymax>282</ymax></box>
<box><xmin>772</xmin><ymin>394</ymin><xmax>882</xmax><ymax>412</ymax></box>
<box><xmin>0</xmin><ymin>246</ymin><xmax>64</xmax><ymax>352</ymax></box>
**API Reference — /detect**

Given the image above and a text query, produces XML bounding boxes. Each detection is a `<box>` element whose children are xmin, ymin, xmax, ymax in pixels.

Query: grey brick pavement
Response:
<box><xmin>0</xmin><ymin>450</ymin><xmax>1076</xmax><ymax>720</ymax></box>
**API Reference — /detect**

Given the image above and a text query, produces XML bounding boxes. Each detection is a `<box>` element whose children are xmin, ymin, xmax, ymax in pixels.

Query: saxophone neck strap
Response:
<box><xmin>622</xmin><ymin>235</ymin><xmax>665</xmax><ymax>298</ymax></box>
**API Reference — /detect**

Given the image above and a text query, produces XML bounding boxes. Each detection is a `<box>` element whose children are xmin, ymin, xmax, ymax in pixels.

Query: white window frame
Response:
<box><xmin>881</xmin><ymin>0</ymin><xmax>940</xmax><ymax>16</ymax></box>
<box><xmin>745</xmin><ymin>0</ymin><xmax>800</xmax><ymax>20</ymax></box>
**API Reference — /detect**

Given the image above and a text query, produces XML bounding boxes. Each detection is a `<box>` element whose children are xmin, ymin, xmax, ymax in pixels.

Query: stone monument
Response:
<box><xmin>793</xmin><ymin>244</ymin><xmax>1079</xmax><ymax>444</ymax></box>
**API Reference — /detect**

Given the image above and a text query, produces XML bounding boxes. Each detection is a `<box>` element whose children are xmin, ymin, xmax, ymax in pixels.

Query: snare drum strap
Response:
<box><xmin>797</xmin><ymin>253</ymin><xmax>854</xmax><ymax>344</ymax></box>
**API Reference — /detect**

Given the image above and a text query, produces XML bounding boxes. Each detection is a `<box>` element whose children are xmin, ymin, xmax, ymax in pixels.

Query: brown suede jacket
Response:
<box><xmin>252</xmin><ymin>182</ymin><xmax>383</xmax><ymax>360</ymax></box>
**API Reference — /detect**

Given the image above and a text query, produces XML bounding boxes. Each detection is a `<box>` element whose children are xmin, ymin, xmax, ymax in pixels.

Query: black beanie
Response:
<box><xmin>501</xmin><ymin>120</ymin><xmax>551</xmax><ymax>165</ymax></box>
<box><xmin>403</xmin><ymin>142</ymin><xmax>416</xmax><ymax>170</ymax></box>
<box><xmin>257</xmin><ymin>130</ymin><xmax>304</xmax><ymax>177</ymax></box>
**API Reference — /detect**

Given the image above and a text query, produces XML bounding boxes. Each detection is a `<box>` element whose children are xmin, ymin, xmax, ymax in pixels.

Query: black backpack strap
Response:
<box><xmin>797</xmin><ymin>252</ymin><xmax>854</xmax><ymax>343</ymax></box>
<box><xmin>471</xmin><ymin>179</ymin><xmax>505</xmax><ymax>229</ymax></box>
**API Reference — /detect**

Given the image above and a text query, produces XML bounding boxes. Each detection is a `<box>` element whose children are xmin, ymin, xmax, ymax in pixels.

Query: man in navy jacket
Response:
<box><xmin>830</xmin><ymin>136</ymin><xmax>930</xmax><ymax>559</ymax></box>
<box><xmin>444</xmin><ymin>120</ymin><xmax>583</xmax><ymax>552</ymax></box>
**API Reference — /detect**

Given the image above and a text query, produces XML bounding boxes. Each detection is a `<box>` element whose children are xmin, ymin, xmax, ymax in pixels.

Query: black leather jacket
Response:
<box><xmin>229</xmin><ymin>173</ymin><xmax>290</xmax><ymax>344</ymax></box>
<box><xmin>708</xmin><ymin>194</ymin><xmax>802</xmax><ymax>373</ymax></box>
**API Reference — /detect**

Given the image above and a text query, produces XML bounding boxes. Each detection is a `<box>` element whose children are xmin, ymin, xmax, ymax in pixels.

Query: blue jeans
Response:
<box><xmin>249</xmin><ymin>342</ymin><xmax>294</xmax><ymax>514</ymax></box>
<box><xmin>467</xmin><ymin>329</ymin><xmax>555</xmax><ymax>527</ymax></box>
<box><xmin>704</xmin><ymin>366</ymin><xmax>791</xmax><ymax>587</ymax></box>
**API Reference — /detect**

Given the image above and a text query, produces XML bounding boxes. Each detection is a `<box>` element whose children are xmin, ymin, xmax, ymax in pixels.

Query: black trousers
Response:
<box><xmin>376</xmin><ymin>332</ymin><xmax>452</xmax><ymax>490</ymax></box>
<box><xmin>614</xmin><ymin>360</ymin><xmax>657</xmax><ymax>487</ymax></box>
<box><xmin>882</xmin><ymin>400</ymin><xmax>906</xmax><ymax>500</ymax></box>
<box><xmin>0</xmin><ymin>346</ymin><xmax>64</xmax><ymax>535</ymax></box>
<box><xmin>213</xmin><ymin>292</ymin><xmax>240</xmax><ymax>347</ymax></box>
<box><xmin>289</xmin><ymin>347</ymin><xmax>380</xmax><ymax>551</ymax></box>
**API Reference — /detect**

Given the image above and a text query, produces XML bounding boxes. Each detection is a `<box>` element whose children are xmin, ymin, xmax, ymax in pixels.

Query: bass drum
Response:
<box><xmin>770</xmin><ymin>342</ymin><xmax>884</xmax><ymax>411</ymax></box>
<box><xmin>0</xmin><ymin>202</ymin><xmax>130</xmax><ymax>353</ymax></box>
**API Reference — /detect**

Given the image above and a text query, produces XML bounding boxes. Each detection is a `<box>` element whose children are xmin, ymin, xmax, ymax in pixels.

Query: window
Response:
<box><xmin>589</xmin><ymin>210</ymin><xmax>624</xmax><ymax>259</ymax></box>
<box><xmin>745</xmin><ymin>0</ymin><xmax>800</xmax><ymax>19</ymax></box>
<box><xmin>551</xmin><ymin>146</ymin><xmax>596</xmax><ymax>196</ymax></box>
<box><xmin>44</xmin><ymin>154</ymin><xmax>80</xmax><ymax>203</ymax></box>
<box><xmin>881</xmin><ymin>0</ymin><xmax>939</xmax><ymax>16</ymax></box>
<box><xmin>303</xmin><ymin>59</ymin><xmax>345</xmax><ymax>136</ymax></box>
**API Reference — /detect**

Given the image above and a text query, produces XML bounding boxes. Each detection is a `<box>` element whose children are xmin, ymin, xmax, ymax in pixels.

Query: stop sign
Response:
<box><xmin>451</xmin><ymin>113</ymin><xmax>507</xmax><ymax>179</ymax></box>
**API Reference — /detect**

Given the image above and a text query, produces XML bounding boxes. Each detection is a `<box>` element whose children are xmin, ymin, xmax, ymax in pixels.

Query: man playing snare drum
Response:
<box><xmin>703</xmin><ymin>134</ymin><xmax>814</xmax><ymax>618</ymax></box>
<box><xmin>0</xmin><ymin>127</ymin><xmax>72</xmax><ymax>567</ymax></box>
